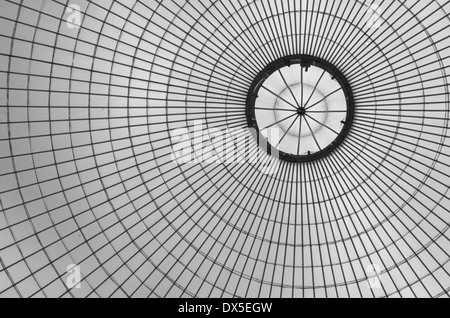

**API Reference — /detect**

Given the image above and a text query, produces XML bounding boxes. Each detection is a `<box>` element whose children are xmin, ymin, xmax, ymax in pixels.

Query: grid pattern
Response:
<box><xmin>0</xmin><ymin>0</ymin><xmax>449</xmax><ymax>298</ymax></box>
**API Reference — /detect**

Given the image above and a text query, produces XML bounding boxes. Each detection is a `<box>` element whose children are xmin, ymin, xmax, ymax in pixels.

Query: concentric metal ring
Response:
<box><xmin>246</xmin><ymin>55</ymin><xmax>355</xmax><ymax>162</ymax></box>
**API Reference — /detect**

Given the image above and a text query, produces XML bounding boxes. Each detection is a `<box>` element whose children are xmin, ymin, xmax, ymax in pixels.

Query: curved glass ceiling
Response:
<box><xmin>0</xmin><ymin>0</ymin><xmax>449</xmax><ymax>298</ymax></box>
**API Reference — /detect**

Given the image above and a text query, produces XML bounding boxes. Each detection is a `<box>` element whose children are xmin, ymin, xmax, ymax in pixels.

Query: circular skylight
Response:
<box><xmin>247</xmin><ymin>55</ymin><xmax>354</xmax><ymax>162</ymax></box>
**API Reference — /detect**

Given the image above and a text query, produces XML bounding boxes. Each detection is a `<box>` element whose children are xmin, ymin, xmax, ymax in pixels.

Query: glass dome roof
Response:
<box><xmin>0</xmin><ymin>0</ymin><xmax>449</xmax><ymax>298</ymax></box>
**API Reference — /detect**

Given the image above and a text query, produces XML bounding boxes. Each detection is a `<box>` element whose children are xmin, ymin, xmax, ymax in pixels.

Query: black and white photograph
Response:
<box><xmin>0</xmin><ymin>0</ymin><xmax>449</xmax><ymax>302</ymax></box>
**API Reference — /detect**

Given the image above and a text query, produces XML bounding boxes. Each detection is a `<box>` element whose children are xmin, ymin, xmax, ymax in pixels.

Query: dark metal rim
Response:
<box><xmin>246</xmin><ymin>54</ymin><xmax>356</xmax><ymax>163</ymax></box>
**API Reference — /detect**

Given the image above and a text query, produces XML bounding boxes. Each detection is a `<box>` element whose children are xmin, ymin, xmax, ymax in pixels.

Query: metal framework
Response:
<box><xmin>0</xmin><ymin>0</ymin><xmax>449</xmax><ymax>298</ymax></box>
